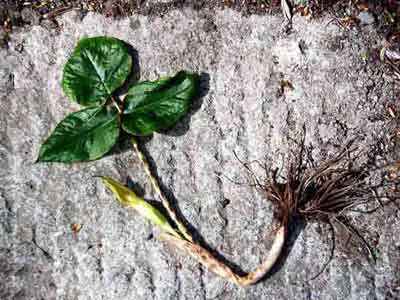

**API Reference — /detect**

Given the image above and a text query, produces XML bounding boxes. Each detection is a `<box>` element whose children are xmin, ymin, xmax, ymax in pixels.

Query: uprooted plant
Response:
<box><xmin>103</xmin><ymin>139</ymin><xmax>398</xmax><ymax>286</ymax></box>
<box><xmin>37</xmin><ymin>36</ymin><xmax>399</xmax><ymax>287</ymax></box>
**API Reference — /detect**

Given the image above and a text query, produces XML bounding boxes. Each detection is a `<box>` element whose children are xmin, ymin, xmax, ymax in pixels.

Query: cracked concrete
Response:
<box><xmin>0</xmin><ymin>8</ymin><xmax>399</xmax><ymax>300</ymax></box>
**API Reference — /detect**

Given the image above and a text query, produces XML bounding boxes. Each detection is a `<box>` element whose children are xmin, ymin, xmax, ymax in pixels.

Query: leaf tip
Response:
<box><xmin>35</xmin><ymin>152</ymin><xmax>49</xmax><ymax>163</ymax></box>
<box><xmin>99</xmin><ymin>176</ymin><xmax>112</xmax><ymax>186</ymax></box>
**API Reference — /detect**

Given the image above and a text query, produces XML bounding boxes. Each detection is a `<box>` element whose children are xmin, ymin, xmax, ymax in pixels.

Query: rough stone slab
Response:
<box><xmin>1</xmin><ymin>8</ymin><xmax>399</xmax><ymax>300</ymax></box>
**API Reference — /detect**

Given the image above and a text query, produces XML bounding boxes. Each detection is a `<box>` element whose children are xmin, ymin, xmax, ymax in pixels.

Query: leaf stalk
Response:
<box><xmin>111</xmin><ymin>96</ymin><xmax>122</xmax><ymax>114</ymax></box>
<box><xmin>131</xmin><ymin>137</ymin><xmax>193</xmax><ymax>242</ymax></box>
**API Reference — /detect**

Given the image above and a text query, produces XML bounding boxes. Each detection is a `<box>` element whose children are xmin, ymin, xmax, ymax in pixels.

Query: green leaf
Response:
<box><xmin>101</xmin><ymin>177</ymin><xmax>182</xmax><ymax>238</ymax></box>
<box><xmin>122</xmin><ymin>71</ymin><xmax>198</xmax><ymax>136</ymax></box>
<box><xmin>37</xmin><ymin>106</ymin><xmax>120</xmax><ymax>163</ymax></box>
<box><xmin>62</xmin><ymin>36</ymin><xmax>132</xmax><ymax>106</ymax></box>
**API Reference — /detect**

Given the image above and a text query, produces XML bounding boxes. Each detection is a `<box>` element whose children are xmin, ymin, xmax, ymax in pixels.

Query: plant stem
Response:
<box><xmin>111</xmin><ymin>96</ymin><xmax>122</xmax><ymax>114</ymax></box>
<box><xmin>160</xmin><ymin>225</ymin><xmax>286</xmax><ymax>286</ymax></box>
<box><xmin>131</xmin><ymin>137</ymin><xmax>193</xmax><ymax>242</ymax></box>
<box><xmin>131</xmin><ymin>137</ymin><xmax>286</xmax><ymax>285</ymax></box>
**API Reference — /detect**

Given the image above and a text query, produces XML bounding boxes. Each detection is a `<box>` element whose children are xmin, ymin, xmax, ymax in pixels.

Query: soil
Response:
<box><xmin>1</xmin><ymin>1</ymin><xmax>400</xmax><ymax>36</ymax></box>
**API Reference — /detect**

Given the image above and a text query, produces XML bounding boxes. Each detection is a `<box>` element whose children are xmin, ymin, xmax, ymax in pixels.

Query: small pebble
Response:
<box><xmin>358</xmin><ymin>11</ymin><xmax>375</xmax><ymax>25</ymax></box>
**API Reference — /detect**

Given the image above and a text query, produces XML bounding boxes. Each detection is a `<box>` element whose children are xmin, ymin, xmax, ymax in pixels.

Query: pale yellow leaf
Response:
<box><xmin>101</xmin><ymin>177</ymin><xmax>182</xmax><ymax>239</ymax></box>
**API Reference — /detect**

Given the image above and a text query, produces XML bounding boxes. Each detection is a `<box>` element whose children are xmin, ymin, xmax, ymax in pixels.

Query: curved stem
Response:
<box><xmin>111</xmin><ymin>96</ymin><xmax>122</xmax><ymax>114</ymax></box>
<box><xmin>160</xmin><ymin>225</ymin><xmax>286</xmax><ymax>287</ymax></box>
<box><xmin>131</xmin><ymin>137</ymin><xmax>193</xmax><ymax>242</ymax></box>
<box><xmin>132</xmin><ymin>137</ymin><xmax>286</xmax><ymax>286</ymax></box>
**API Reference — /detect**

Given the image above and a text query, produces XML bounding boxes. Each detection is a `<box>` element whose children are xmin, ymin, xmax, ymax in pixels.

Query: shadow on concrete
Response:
<box><xmin>158</xmin><ymin>72</ymin><xmax>210</xmax><ymax>137</ymax></box>
<box><xmin>114</xmin><ymin>42</ymin><xmax>141</xmax><ymax>96</ymax></box>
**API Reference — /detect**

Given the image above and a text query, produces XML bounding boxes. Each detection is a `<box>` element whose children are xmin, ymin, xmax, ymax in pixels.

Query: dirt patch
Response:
<box><xmin>1</xmin><ymin>1</ymin><xmax>400</xmax><ymax>36</ymax></box>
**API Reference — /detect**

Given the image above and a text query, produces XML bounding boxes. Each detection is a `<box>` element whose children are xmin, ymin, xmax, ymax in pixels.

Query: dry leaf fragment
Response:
<box><xmin>388</xmin><ymin>105</ymin><xmax>397</xmax><ymax>118</ymax></box>
<box><xmin>71</xmin><ymin>223</ymin><xmax>82</xmax><ymax>233</ymax></box>
<box><xmin>340</xmin><ymin>16</ymin><xmax>360</xmax><ymax>28</ymax></box>
<box><xmin>296</xmin><ymin>5</ymin><xmax>310</xmax><ymax>17</ymax></box>
<box><xmin>357</xmin><ymin>3</ymin><xmax>369</xmax><ymax>11</ymax></box>
<box><xmin>280</xmin><ymin>79</ymin><xmax>294</xmax><ymax>90</ymax></box>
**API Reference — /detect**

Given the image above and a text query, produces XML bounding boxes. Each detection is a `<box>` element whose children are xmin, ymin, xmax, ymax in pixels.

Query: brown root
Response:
<box><xmin>160</xmin><ymin>225</ymin><xmax>286</xmax><ymax>287</ymax></box>
<box><xmin>259</xmin><ymin>143</ymin><xmax>399</xmax><ymax>277</ymax></box>
<box><xmin>263</xmin><ymin>146</ymin><xmax>372</xmax><ymax>226</ymax></box>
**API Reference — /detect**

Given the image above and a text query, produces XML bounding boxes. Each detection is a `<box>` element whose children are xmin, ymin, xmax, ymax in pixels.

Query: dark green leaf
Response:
<box><xmin>122</xmin><ymin>71</ymin><xmax>198</xmax><ymax>136</ymax></box>
<box><xmin>37</xmin><ymin>106</ymin><xmax>120</xmax><ymax>163</ymax></box>
<box><xmin>62</xmin><ymin>36</ymin><xmax>132</xmax><ymax>106</ymax></box>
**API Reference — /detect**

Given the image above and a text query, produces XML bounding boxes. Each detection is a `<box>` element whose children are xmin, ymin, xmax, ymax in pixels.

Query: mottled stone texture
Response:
<box><xmin>1</xmin><ymin>9</ymin><xmax>399</xmax><ymax>300</ymax></box>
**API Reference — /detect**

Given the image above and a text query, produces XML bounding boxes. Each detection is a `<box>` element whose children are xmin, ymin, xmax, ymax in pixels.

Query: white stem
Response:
<box><xmin>131</xmin><ymin>137</ymin><xmax>193</xmax><ymax>242</ymax></box>
<box><xmin>111</xmin><ymin>97</ymin><xmax>122</xmax><ymax>114</ymax></box>
<box><xmin>161</xmin><ymin>225</ymin><xmax>286</xmax><ymax>287</ymax></box>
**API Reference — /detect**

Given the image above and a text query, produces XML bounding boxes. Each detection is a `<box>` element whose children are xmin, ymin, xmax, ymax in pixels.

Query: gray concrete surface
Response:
<box><xmin>1</xmin><ymin>8</ymin><xmax>399</xmax><ymax>300</ymax></box>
